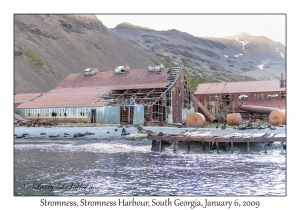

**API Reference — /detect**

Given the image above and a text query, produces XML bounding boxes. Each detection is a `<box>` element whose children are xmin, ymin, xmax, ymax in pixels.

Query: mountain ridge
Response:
<box><xmin>14</xmin><ymin>15</ymin><xmax>159</xmax><ymax>94</ymax></box>
<box><xmin>112</xmin><ymin>23</ymin><xmax>285</xmax><ymax>91</ymax></box>
<box><xmin>14</xmin><ymin>15</ymin><xmax>286</xmax><ymax>94</ymax></box>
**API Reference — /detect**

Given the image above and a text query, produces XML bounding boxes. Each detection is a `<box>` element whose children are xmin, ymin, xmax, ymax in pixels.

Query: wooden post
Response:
<box><xmin>202</xmin><ymin>140</ymin><xmax>205</xmax><ymax>151</ymax></box>
<box><xmin>173</xmin><ymin>137</ymin><xmax>176</xmax><ymax>151</ymax></box>
<box><xmin>264</xmin><ymin>139</ymin><xmax>267</xmax><ymax>154</ymax></box>
<box><xmin>231</xmin><ymin>139</ymin><xmax>233</xmax><ymax>153</ymax></box>
<box><xmin>281</xmin><ymin>139</ymin><xmax>283</xmax><ymax>154</ymax></box>
<box><xmin>188</xmin><ymin>140</ymin><xmax>190</xmax><ymax>150</ymax></box>
<box><xmin>247</xmin><ymin>139</ymin><xmax>250</xmax><ymax>153</ymax></box>
<box><xmin>208</xmin><ymin>142</ymin><xmax>211</xmax><ymax>151</ymax></box>
<box><xmin>159</xmin><ymin>136</ymin><xmax>162</xmax><ymax>152</ymax></box>
<box><xmin>225</xmin><ymin>143</ymin><xmax>229</xmax><ymax>152</ymax></box>
<box><xmin>216</xmin><ymin>139</ymin><xmax>219</xmax><ymax>153</ymax></box>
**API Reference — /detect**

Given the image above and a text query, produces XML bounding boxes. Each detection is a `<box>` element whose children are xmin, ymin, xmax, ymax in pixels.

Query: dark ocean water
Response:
<box><xmin>14</xmin><ymin>136</ymin><xmax>286</xmax><ymax>196</ymax></box>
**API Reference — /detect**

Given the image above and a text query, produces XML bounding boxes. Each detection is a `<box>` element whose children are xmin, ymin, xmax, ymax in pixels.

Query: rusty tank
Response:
<box><xmin>185</xmin><ymin>112</ymin><xmax>206</xmax><ymax>128</ymax></box>
<box><xmin>226</xmin><ymin>113</ymin><xmax>243</xmax><ymax>125</ymax></box>
<box><xmin>269</xmin><ymin>109</ymin><xmax>286</xmax><ymax>126</ymax></box>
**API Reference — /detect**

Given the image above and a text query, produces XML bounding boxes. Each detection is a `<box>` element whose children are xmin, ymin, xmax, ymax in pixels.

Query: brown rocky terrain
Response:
<box><xmin>14</xmin><ymin>15</ymin><xmax>286</xmax><ymax>94</ymax></box>
<box><xmin>14</xmin><ymin>15</ymin><xmax>159</xmax><ymax>94</ymax></box>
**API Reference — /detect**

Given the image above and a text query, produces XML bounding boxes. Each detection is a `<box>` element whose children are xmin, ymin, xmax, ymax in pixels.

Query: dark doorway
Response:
<box><xmin>120</xmin><ymin>106</ymin><xmax>133</xmax><ymax>124</ymax></box>
<box><xmin>91</xmin><ymin>109</ymin><xmax>96</xmax><ymax>123</ymax></box>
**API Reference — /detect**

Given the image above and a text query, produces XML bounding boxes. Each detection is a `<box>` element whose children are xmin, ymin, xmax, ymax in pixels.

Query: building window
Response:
<box><xmin>239</xmin><ymin>94</ymin><xmax>248</xmax><ymax>101</ymax></box>
<box><xmin>268</xmin><ymin>93</ymin><xmax>278</xmax><ymax>100</ymax></box>
<box><xmin>210</xmin><ymin>95</ymin><xmax>219</xmax><ymax>101</ymax></box>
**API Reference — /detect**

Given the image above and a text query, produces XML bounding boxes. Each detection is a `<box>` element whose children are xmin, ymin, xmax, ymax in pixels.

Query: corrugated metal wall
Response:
<box><xmin>133</xmin><ymin>105</ymin><xmax>144</xmax><ymax>125</ymax></box>
<box><xmin>15</xmin><ymin>106</ymin><xmax>121</xmax><ymax>124</ymax></box>
<box><xmin>16</xmin><ymin>107</ymin><xmax>87</xmax><ymax>119</ymax></box>
<box><xmin>96</xmin><ymin>106</ymin><xmax>120</xmax><ymax>124</ymax></box>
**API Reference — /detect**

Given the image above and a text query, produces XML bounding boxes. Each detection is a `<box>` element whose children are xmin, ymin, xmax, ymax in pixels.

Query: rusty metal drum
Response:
<box><xmin>226</xmin><ymin>113</ymin><xmax>243</xmax><ymax>125</ymax></box>
<box><xmin>185</xmin><ymin>112</ymin><xmax>206</xmax><ymax>127</ymax></box>
<box><xmin>269</xmin><ymin>109</ymin><xmax>286</xmax><ymax>126</ymax></box>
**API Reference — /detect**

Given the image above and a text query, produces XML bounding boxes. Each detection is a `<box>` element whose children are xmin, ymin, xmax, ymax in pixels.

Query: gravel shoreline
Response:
<box><xmin>14</xmin><ymin>124</ymin><xmax>286</xmax><ymax>141</ymax></box>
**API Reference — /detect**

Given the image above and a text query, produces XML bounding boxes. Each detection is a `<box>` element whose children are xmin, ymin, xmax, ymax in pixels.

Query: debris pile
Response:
<box><xmin>14</xmin><ymin>120</ymin><xmax>58</xmax><ymax>127</ymax></box>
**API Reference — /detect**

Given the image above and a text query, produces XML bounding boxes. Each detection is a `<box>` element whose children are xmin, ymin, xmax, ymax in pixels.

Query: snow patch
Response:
<box><xmin>234</xmin><ymin>55</ymin><xmax>239</xmax><ymax>57</ymax></box>
<box><xmin>224</xmin><ymin>55</ymin><xmax>228</xmax><ymax>57</ymax></box>
<box><xmin>234</xmin><ymin>37</ymin><xmax>251</xmax><ymax>55</ymax></box>
<box><xmin>281</xmin><ymin>53</ymin><xmax>285</xmax><ymax>58</ymax></box>
<box><xmin>258</xmin><ymin>63</ymin><xmax>266</xmax><ymax>69</ymax></box>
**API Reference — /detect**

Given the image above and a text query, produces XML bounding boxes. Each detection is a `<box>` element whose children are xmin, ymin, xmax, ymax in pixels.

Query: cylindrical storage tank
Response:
<box><xmin>269</xmin><ymin>110</ymin><xmax>286</xmax><ymax>126</ymax></box>
<box><xmin>226</xmin><ymin>113</ymin><xmax>242</xmax><ymax>125</ymax></box>
<box><xmin>185</xmin><ymin>112</ymin><xmax>206</xmax><ymax>127</ymax></box>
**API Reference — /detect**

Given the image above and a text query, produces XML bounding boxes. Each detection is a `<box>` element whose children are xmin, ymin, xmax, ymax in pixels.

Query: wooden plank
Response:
<box><xmin>159</xmin><ymin>136</ymin><xmax>174</xmax><ymax>141</ymax></box>
<box><xmin>275</xmin><ymin>134</ymin><xmax>286</xmax><ymax>137</ymax></box>
<box><xmin>147</xmin><ymin>135</ymin><xmax>286</xmax><ymax>144</ymax></box>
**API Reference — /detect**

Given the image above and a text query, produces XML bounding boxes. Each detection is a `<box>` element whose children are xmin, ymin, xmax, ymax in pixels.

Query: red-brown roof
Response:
<box><xmin>55</xmin><ymin>68</ymin><xmax>170</xmax><ymax>89</ymax></box>
<box><xmin>14</xmin><ymin>113</ymin><xmax>26</xmax><ymax>121</ymax></box>
<box><xmin>16</xmin><ymin>69</ymin><xmax>171</xmax><ymax>109</ymax></box>
<box><xmin>14</xmin><ymin>93</ymin><xmax>42</xmax><ymax>104</ymax></box>
<box><xmin>194</xmin><ymin>80</ymin><xmax>286</xmax><ymax>95</ymax></box>
<box><xmin>16</xmin><ymin>87</ymin><xmax>109</xmax><ymax>108</ymax></box>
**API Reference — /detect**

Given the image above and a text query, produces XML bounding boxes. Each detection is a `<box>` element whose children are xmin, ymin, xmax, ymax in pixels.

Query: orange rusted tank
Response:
<box><xmin>226</xmin><ymin>113</ymin><xmax>242</xmax><ymax>125</ymax></box>
<box><xmin>185</xmin><ymin>113</ymin><xmax>206</xmax><ymax>127</ymax></box>
<box><xmin>269</xmin><ymin>109</ymin><xmax>286</xmax><ymax>126</ymax></box>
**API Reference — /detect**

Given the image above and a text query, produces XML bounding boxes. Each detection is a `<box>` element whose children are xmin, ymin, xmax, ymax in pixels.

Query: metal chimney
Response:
<box><xmin>280</xmin><ymin>72</ymin><xmax>285</xmax><ymax>87</ymax></box>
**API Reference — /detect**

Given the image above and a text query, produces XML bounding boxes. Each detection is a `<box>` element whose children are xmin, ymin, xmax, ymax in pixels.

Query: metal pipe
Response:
<box><xmin>196</xmin><ymin>101</ymin><xmax>218</xmax><ymax>123</ymax></box>
<box><xmin>239</xmin><ymin>104</ymin><xmax>279</xmax><ymax>114</ymax></box>
<box><xmin>192</xmin><ymin>95</ymin><xmax>217</xmax><ymax>123</ymax></box>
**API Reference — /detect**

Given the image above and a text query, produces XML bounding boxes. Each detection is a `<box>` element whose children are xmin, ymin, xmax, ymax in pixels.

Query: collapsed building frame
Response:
<box><xmin>193</xmin><ymin>73</ymin><xmax>286</xmax><ymax>122</ymax></box>
<box><xmin>15</xmin><ymin>66</ymin><xmax>194</xmax><ymax>125</ymax></box>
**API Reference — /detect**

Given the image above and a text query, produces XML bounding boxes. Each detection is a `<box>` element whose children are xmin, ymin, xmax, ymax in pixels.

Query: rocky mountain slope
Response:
<box><xmin>113</xmin><ymin>23</ymin><xmax>286</xmax><ymax>92</ymax></box>
<box><xmin>14</xmin><ymin>15</ymin><xmax>286</xmax><ymax>94</ymax></box>
<box><xmin>14</xmin><ymin>15</ymin><xmax>158</xmax><ymax>94</ymax></box>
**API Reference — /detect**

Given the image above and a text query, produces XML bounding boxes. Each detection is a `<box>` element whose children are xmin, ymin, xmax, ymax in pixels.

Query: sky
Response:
<box><xmin>96</xmin><ymin>14</ymin><xmax>286</xmax><ymax>45</ymax></box>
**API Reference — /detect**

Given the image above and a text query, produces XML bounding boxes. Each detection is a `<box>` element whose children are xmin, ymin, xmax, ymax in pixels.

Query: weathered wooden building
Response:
<box><xmin>193</xmin><ymin>77</ymin><xmax>286</xmax><ymax>122</ymax></box>
<box><xmin>15</xmin><ymin>66</ymin><xmax>194</xmax><ymax>124</ymax></box>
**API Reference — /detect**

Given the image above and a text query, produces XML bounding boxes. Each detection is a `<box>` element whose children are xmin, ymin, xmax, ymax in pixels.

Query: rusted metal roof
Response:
<box><xmin>16</xmin><ymin>68</ymin><xmax>173</xmax><ymax>109</ymax></box>
<box><xmin>14</xmin><ymin>113</ymin><xmax>26</xmax><ymax>121</ymax></box>
<box><xmin>194</xmin><ymin>80</ymin><xmax>286</xmax><ymax>95</ymax></box>
<box><xmin>14</xmin><ymin>93</ymin><xmax>42</xmax><ymax>104</ymax></box>
<box><xmin>55</xmin><ymin>68</ymin><xmax>170</xmax><ymax>89</ymax></box>
<box><xmin>16</xmin><ymin>87</ymin><xmax>109</xmax><ymax>109</ymax></box>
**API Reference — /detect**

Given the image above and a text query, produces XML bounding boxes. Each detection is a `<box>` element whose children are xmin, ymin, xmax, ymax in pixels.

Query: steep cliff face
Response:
<box><xmin>14</xmin><ymin>15</ymin><xmax>156</xmax><ymax>93</ymax></box>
